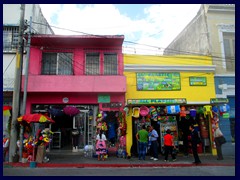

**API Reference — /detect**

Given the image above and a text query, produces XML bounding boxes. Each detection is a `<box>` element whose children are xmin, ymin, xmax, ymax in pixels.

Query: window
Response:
<box><xmin>223</xmin><ymin>32</ymin><xmax>235</xmax><ymax>71</ymax></box>
<box><xmin>85</xmin><ymin>52</ymin><xmax>100</xmax><ymax>75</ymax></box>
<box><xmin>104</xmin><ymin>53</ymin><xmax>118</xmax><ymax>75</ymax></box>
<box><xmin>41</xmin><ymin>52</ymin><xmax>73</xmax><ymax>75</ymax></box>
<box><xmin>3</xmin><ymin>26</ymin><xmax>19</xmax><ymax>52</ymax></box>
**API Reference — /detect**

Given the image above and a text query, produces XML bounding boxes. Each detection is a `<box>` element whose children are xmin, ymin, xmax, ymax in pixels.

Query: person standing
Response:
<box><xmin>96</xmin><ymin>129</ymin><xmax>107</xmax><ymax>161</ymax></box>
<box><xmin>136</xmin><ymin>125</ymin><xmax>149</xmax><ymax>160</ymax></box>
<box><xmin>213</xmin><ymin>124</ymin><xmax>224</xmax><ymax>160</ymax></box>
<box><xmin>148</xmin><ymin>125</ymin><xmax>159</xmax><ymax>161</ymax></box>
<box><xmin>163</xmin><ymin>129</ymin><xmax>176</xmax><ymax>162</ymax></box>
<box><xmin>189</xmin><ymin>124</ymin><xmax>201</xmax><ymax>164</ymax></box>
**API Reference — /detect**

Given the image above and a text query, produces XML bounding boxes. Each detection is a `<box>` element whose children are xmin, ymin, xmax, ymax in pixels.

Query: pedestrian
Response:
<box><xmin>96</xmin><ymin>129</ymin><xmax>107</xmax><ymax>161</ymax></box>
<box><xmin>147</xmin><ymin>125</ymin><xmax>159</xmax><ymax>161</ymax></box>
<box><xmin>213</xmin><ymin>124</ymin><xmax>225</xmax><ymax>160</ymax></box>
<box><xmin>163</xmin><ymin>129</ymin><xmax>176</xmax><ymax>162</ymax></box>
<box><xmin>189</xmin><ymin>124</ymin><xmax>201</xmax><ymax>164</ymax></box>
<box><xmin>136</xmin><ymin>125</ymin><xmax>149</xmax><ymax>160</ymax></box>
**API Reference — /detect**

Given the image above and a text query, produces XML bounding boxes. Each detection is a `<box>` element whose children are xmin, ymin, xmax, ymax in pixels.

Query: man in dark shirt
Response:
<box><xmin>189</xmin><ymin>124</ymin><xmax>201</xmax><ymax>164</ymax></box>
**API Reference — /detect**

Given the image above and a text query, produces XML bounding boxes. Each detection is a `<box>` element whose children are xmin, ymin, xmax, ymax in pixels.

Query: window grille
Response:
<box><xmin>85</xmin><ymin>52</ymin><xmax>100</xmax><ymax>75</ymax></box>
<box><xmin>3</xmin><ymin>26</ymin><xmax>19</xmax><ymax>52</ymax></box>
<box><xmin>41</xmin><ymin>52</ymin><xmax>73</xmax><ymax>75</ymax></box>
<box><xmin>104</xmin><ymin>53</ymin><xmax>118</xmax><ymax>75</ymax></box>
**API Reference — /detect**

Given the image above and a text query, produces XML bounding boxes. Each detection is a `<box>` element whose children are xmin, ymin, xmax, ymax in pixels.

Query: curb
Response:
<box><xmin>3</xmin><ymin>162</ymin><xmax>235</xmax><ymax>168</ymax></box>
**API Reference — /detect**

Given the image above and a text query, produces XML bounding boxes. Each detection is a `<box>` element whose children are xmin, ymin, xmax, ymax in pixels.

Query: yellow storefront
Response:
<box><xmin>123</xmin><ymin>54</ymin><xmax>219</xmax><ymax>157</ymax></box>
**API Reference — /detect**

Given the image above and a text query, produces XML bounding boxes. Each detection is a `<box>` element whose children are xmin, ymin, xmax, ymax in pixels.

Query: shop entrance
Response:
<box><xmin>31</xmin><ymin>104</ymin><xmax>97</xmax><ymax>152</ymax></box>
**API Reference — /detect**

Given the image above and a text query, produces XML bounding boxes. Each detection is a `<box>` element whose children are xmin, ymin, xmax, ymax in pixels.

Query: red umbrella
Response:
<box><xmin>17</xmin><ymin>113</ymin><xmax>55</xmax><ymax>124</ymax></box>
<box><xmin>63</xmin><ymin>106</ymin><xmax>80</xmax><ymax>116</ymax></box>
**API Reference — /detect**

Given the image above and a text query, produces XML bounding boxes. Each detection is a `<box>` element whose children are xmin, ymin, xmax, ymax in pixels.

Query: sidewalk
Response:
<box><xmin>3</xmin><ymin>152</ymin><xmax>235</xmax><ymax>168</ymax></box>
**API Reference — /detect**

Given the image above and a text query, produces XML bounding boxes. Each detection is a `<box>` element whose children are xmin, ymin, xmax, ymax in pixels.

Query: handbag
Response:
<box><xmin>216</xmin><ymin>136</ymin><xmax>226</xmax><ymax>145</ymax></box>
<box><xmin>72</xmin><ymin>129</ymin><xmax>79</xmax><ymax>136</ymax></box>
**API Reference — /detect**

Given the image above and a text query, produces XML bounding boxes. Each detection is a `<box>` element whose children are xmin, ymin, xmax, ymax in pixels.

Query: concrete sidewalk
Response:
<box><xmin>3</xmin><ymin>152</ymin><xmax>235</xmax><ymax>168</ymax></box>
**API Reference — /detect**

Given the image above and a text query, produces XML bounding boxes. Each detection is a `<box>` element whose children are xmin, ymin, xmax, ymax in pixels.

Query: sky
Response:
<box><xmin>39</xmin><ymin>4</ymin><xmax>201</xmax><ymax>55</ymax></box>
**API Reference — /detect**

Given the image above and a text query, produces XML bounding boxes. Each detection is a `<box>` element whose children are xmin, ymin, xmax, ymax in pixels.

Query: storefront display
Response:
<box><xmin>159</xmin><ymin>116</ymin><xmax>178</xmax><ymax>151</ymax></box>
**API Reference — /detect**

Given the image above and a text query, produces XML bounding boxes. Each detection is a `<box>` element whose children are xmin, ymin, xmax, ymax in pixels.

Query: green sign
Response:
<box><xmin>136</xmin><ymin>72</ymin><xmax>181</xmax><ymax>91</ymax></box>
<box><xmin>98</xmin><ymin>95</ymin><xmax>110</xmax><ymax>103</ymax></box>
<box><xmin>189</xmin><ymin>77</ymin><xmax>207</xmax><ymax>86</ymax></box>
<box><xmin>127</xmin><ymin>98</ymin><xmax>187</xmax><ymax>105</ymax></box>
<box><xmin>210</xmin><ymin>98</ymin><xmax>229</xmax><ymax>104</ymax></box>
<box><xmin>222</xmin><ymin>113</ymin><xmax>230</xmax><ymax>119</ymax></box>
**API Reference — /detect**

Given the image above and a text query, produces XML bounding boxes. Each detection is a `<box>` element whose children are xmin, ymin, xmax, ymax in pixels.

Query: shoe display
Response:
<box><xmin>164</xmin><ymin>160</ymin><xmax>168</xmax><ymax>162</ymax></box>
<box><xmin>153</xmin><ymin>158</ymin><xmax>158</xmax><ymax>161</ymax></box>
<box><xmin>150</xmin><ymin>157</ymin><xmax>154</xmax><ymax>160</ymax></box>
<box><xmin>172</xmin><ymin>159</ymin><xmax>176</xmax><ymax>161</ymax></box>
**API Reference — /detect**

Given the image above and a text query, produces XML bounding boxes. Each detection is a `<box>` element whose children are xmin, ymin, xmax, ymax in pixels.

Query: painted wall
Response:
<box><xmin>25</xmin><ymin>93</ymin><xmax>125</xmax><ymax>114</ymax></box>
<box><xmin>22</xmin><ymin>45</ymin><xmax>126</xmax><ymax>93</ymax></box>
<box><xmin>123</xmin><ymin>54</ymin><xmax>216</xmax><ymax>155</ymax></box>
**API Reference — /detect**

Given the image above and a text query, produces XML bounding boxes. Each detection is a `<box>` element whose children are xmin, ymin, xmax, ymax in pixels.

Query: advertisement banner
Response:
<box><xmin>136</xmin><ymin>72</ymin><xmax>181</xmax><ymax>91</ymax></box>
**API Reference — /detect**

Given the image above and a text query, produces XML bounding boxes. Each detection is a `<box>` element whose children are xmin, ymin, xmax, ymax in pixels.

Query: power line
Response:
<box><xmin>31</xmin><ymin>21</ymin><xmax>235</xmax><ymax>61</ymax></box>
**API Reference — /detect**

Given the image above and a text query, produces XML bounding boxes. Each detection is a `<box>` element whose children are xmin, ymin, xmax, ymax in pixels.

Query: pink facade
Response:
<box><xmin>22</xmin><ymin>35</ymin><xmax>126</xmax><ymax>113</ymax></box>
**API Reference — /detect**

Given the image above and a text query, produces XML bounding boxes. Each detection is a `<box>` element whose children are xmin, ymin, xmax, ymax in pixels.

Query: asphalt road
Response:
<box><xmin>3</xmin><ymin>166</ymin><xmax>235</xmax><ymax>176</ymax></box>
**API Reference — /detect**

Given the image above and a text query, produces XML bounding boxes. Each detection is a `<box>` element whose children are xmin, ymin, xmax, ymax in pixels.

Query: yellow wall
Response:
<box><xmin>124</xmin><ymin>54</ymin><xmax>216</xmax><ymax>156</ymax></box>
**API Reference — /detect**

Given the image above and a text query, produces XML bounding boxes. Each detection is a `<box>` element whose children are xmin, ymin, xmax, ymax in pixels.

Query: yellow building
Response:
<box><xmin>124</xmin><ymin>54</ymin><xmax>218</xmax><ymax>157</ymax></box>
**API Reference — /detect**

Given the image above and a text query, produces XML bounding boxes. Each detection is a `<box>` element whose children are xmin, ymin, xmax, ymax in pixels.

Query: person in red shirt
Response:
<box><xmin>163</xmin><ymin>129</ymin><xmax>176</xmax><ymax>162</ymax></box>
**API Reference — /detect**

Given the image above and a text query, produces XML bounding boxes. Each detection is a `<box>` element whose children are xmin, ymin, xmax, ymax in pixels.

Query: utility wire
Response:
<box><xmin>31</xmin><ymin>21</ymin><xmax>235</xmax><ymax>61</ymax></box>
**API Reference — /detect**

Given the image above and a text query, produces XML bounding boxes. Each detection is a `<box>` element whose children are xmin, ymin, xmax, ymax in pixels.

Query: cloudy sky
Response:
<box><xmin>39</xmin><ymin>4</ymin><xmax>201</xmax><ymax>55</ymax></box>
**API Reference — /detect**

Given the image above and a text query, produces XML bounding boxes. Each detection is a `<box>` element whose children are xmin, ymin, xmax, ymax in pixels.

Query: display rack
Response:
<box><xmin>52</xmin><ymin>132</ymin><xmax>61</xmax><ymax>149</ymax></box>
<box><xmin>159</xmin><ymin>116</ymin><xmax>178</xmax><ymax>151</ymax></box>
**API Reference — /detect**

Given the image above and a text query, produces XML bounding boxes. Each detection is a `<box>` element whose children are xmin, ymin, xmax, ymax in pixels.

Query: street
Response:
<box><xmin>3</xmin><ymin>166</ymin><xmax>235</xmax><ymax>176</ymax></box>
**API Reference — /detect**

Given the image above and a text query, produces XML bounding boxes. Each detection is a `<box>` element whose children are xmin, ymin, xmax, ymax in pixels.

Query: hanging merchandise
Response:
<box><xmin>3</xmin><ymin>105</ymin><xmax>12</xmax><ymax>117</ymax></box>
<box><xmin>63</xmin><ymin>106</ymin><xmax>80</xmax><ymax>117</ymax></box>
<box><xmin>48</xmin><ymin>107</ymin><xmax>64</xmax><ymax>117</ymax></box>
<box><xmin>219</xmin><ymin>104</ymin><xmax>230</xmax><ymax>116</ymax></box>
<box><xmin>197</xmin><ymin>106</ymin><xmax>204</xmax><ymax>114</ymax></box>
<box><xmin>149</xmin><ymin>106</ymin><xmax>158</xmax><ymax>121</ymax></box>
<box><xmin>167</xmin><ymin>105</ymin><xmax>180</xmax><ymax>114</ymax></box>
<box><xmin>157</xmin><ymin>106</ymin><xmax>166</xmax><ymax>115</ymax></box>
<box><xmin>222</xmin><ymin>113</ymin><xmax>230</xmax><ymax>119</ymax></box>
<box><xmin>132</xmin><ymin>107</ymin><xmax>140</xmax><ymax>118</ymax></box>
<box><xmin>123</xmin><ymin>107</ymin><xmax>129</xmax><ymax>115</ymax></box>
<box><xmin>190</xmin><ymin>108</ymin><xmax>197</xmax><ymax>117</ymax></box>
<box><xmin>212</xmin><ymin>106</ymin><xmax>218</xmax><ymax>113</ymax></box>
<box><xmin>203</xmin><ymin>105</ymin><xmax>213</xmax><ymax>118</ymax></box>
<box><xmin>139</xmin><ymin>106</ymin><xmax>149</xmax><ymax>117</ymax></box>
<box><xmin>180</xmin><ymin>106</ymin><xmax>186</xmax><ymax>117</ymax></box>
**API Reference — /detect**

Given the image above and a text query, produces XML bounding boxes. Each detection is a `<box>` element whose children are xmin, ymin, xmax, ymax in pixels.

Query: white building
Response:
<box><xmin>3</xmin><ymin>4</ymin><xmax>54</xmax><ymax>104</ymax></box>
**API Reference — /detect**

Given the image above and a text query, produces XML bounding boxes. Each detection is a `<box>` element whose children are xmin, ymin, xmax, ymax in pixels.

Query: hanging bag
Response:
<box><xmin>216</xmin><ymin>136</ymin><xmax>226</xmax><ymax>145</ymax></box>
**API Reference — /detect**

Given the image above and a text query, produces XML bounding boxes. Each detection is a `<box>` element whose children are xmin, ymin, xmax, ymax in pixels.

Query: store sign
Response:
<box><xmin>127</xmin><ymin>98</ymin><xmax>187</xmax><ymax>105</ymax></box>
<box><xmin>210</xmin><ymin>98</ymin><xmax>229</xmax><ymax>104</ymax></box>
<box><xmin>136</xmin><ymin>72</ymin><xmax>181</xmax><ymax>91</ymax></box>
<box><xmin>102</xmin><ymin>102</ymin><xmax>122</xmax><ymax>108</ymax></box>
<box><xmin>98</xmin><ymin>95</ymin><xmax>110</xmax><ymax>103</ymax></box>
<box><xmin>189</xmin><ymin>77</ymin><xmax>207</xmax><ymax>86</ymax></box>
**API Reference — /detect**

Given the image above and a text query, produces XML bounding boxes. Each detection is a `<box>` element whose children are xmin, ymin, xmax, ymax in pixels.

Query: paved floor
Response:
<box><xmin>3</xmin><ymin>150</ymin><xmax>235</xmax><ymax>168</ymax></box>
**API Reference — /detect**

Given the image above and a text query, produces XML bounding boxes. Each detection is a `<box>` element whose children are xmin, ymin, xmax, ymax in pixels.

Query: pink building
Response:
<box><xmin>21</xmin><ymin>35</ymin><xmax>126</xmax><ymax>151</ymax></box>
